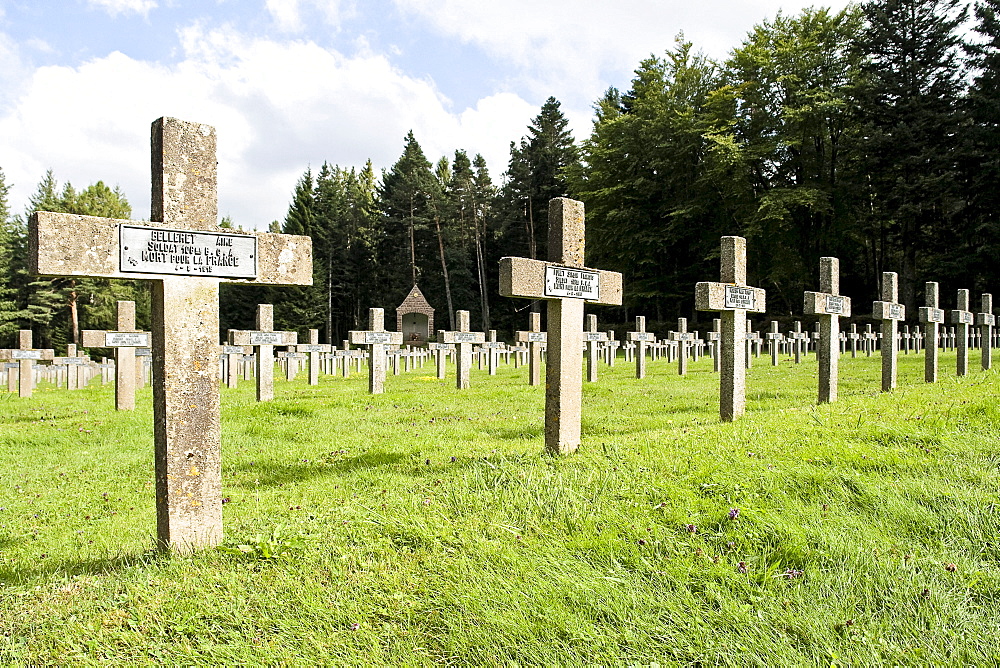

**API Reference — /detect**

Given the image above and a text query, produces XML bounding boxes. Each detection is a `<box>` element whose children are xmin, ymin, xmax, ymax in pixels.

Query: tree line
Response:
<box><xmin>2</xmin><ymin>0</ymin><xmax>997</xmax><ymax>350</ymax></box>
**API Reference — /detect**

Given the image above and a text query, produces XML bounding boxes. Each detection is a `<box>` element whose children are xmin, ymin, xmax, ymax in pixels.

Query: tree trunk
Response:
<box><xmin>434</xmin><ymin>213</ymin><xmax>455</xmax><ymax>331</ymax></box>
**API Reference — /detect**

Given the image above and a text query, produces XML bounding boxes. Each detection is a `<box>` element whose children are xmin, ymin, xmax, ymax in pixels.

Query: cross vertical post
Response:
<box><xmin>441</xmin><ymin>310</ymin><xmax>484</xmax><ymax>389</ymax></box>
<box><xmin>584</xmin><ymin>314</ymin><xmax>607</xmax><ymax>382</ymax></box>
<box><xmin>627</xmin><ymin>316</ymin><xmax>653</xmax><ymax>379</ymax></box>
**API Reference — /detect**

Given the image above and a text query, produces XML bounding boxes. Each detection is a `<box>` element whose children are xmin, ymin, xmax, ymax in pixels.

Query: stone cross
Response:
<box><xmin>295</xmin><ymin>329</ymin><xmax>331</xmax><ymax>385</ymax></box>
<box><xmin>349</xmin><ymin>308</ymin><xmax>403</xmax><ymax>394</ymax></box>
<box><xmin>671</xmin><ymin>317</ymin><xmax>692</xmax><ymax>376</ymax></box>
<box><xmin>229</xmin><ymin>304</ymin><xmax>298</xmax><ymax>402</ymax></box>
<box><xmin>583</xmin><ymin>314</ymin><xmax>608</xmax><ymax>382</ymax></box>
<box><xmin>0</xmin><ymin>330</ymin><xmax>54</xmax><ymax>398</ymax></box>
<box><xmin>81</xmin><ymin>300</ymin><xmax>150</xmax><ymax>410</ymax></box>
<box><xmin>499</xmin><ymin>197</ymin><xmax>623</xmax><ymax>454</ymax></box>
<box><xmin>626</xmin><ymin>316</ymin><xmax>655</xmax><ymax>379</ymax></box>
<box><xmin>695</xmin><ymin>236</ymin><xmax>766</xmax><ymax>421</ymax></box>
<box><xmin>483</xmin><ymin>330</ymin><xmax>505</xmax><ymax>376</ymax></box>
<box><xmin>951</xmin><ymin>289</ymin><xmax>973</xmax><ymax>376</ymax></box>
<box><xmin>515</xmin><ymin>312</ymin><xmax>546</xmax><ymax>386</ymax></box>
<box><xmin>429</xmin><ymin>332</ymin><xmax>454</xmax><ymax>380</ymax></box>
<box><xmin>848</xmin><ymin>323</ymin><xmax>859</xmax><ymax>358</ymax></box>
<box><xmin>872</xmin><ymin>272</ymin><xmax>905</xmax><ymax>392</ymax></box>
<box><xmin>790</xmin><ymin>321</ymin><xmax>806</xmax><ymax>364</ymax></box>
<box><xmin>803</xmin><ymin>257</ymin><xmax>851</xmax><ymax>403</ymax></box>
<box><xmin>978</xmin><ymin>293</ymin><xmax>994</xmax><ymax>371</ymax></box>
<box><xmin>221</xmin><ymin>344</ymin><xmax>246</xmax><ymax>388</ymax></box>
<box><xmin>766</xmin><ymin>320</ymin><xmax>781</xmax><ymax>366</ymax></box>
<box><xmin>708</xmin><ymin>318</ymin><xmax>722</xmax><ymax>372</ymax></box>
<box><xmin>441</xmin><ymin>310</ymin><xmax>485</xmax><ymax>389</ymax></box>
<box><xmin>918</xmin><ymin>282</ymin><xmax>944</xmax><ymax>383</ymax></box>
<box><xmin>30</xmin><ymin>118</ymin><xmax>312</xmax><ymax>553</ymax></box>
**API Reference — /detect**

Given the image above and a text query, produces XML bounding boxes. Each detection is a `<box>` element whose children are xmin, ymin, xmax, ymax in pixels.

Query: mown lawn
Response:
<box><xmin>1</xmin><ymin>348</ymin><xmax>998</xmax><ymax>665</ymax></box>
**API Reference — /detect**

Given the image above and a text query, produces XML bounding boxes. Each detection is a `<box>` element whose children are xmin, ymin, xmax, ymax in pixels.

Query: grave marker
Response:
<box><xmin>978</xmin><ymin>293</ymin><xmax>994</xmax><ymax>371</ymax></box>
<box><xmin>515</xmin><ymin>312</ymin><xmax>546</xmax><ymax>386</ymax></box>
<box><xmin>81</xmin><ymin>300</ymin><xmax>150</xmax><ymax>410</ymax></box>
<box><xmin>670</xmin><ymin>318</ymin><xmax>693</xmax><ymax>376</ymax></box>
<box><xmin>349</xmin><ymin>308</ymin><xmax>403</xmax><ymax>394</ymax></box>
<box><xmin>30</xmin><ymin>118</ymin><xmax>312</xmax><ymax>552</ymax></box>
<box><xmin>872</xmin><ymin>272</ymin><xmax>905</xmax><ymax>392</ymax></box>
<box><xmin>584</xmin><ymin>314</ymin><xmax>608</xmax><ymax>382</ymax></box>
<box><xmin>499</xmin><ymin>198</ymin><xmax>623</xmax><ymax>454</ymax></box>
<box><xmin>803</xmin><ymin>257</ymin><xmax>851</xmax><ymax>403</ymax></box>
<box><xmin>441</xmin><ymin>311</ymin><xmax>485</xmax><ymax>389</ymax></box>
<box><xmin>626</xmin><ymin>317</ymin><xmax>655</xmax><ymax>379</ymax></box>
<box><xmin>229</xmin><ymin>304</ymin><xmax>298</xmax><ymax>402</ymax></box>
<box><xmin>918</xmin><ymin>282</ymin><xmax>944</xmax><ymax>383</ymax></box>
<box><xmin>952</xmin><ymin>289</ymin><xmax>973</xmax><ymax>376</ymax></box>
<box><xmin>695</xmin><ymin>236</ymin><xmax>766</xmax><ymax>421</ymax></box>
<box><xmin>295</xmin><ymin>329</ymin><xmax>332</xmax><ymax>386</ymax></box>
<box><xmin>0</xmin><ymin>330</ymin><xmax>54</xmax><ymax>398</ymax></box>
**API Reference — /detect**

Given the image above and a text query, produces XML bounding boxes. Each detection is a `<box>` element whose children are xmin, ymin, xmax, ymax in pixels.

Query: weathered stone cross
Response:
<box><xmin>0</xmin><ymin>330</ymin><xmax>54</xmax><ymax>398</ymax></box>
<box><xmin>918</xmin><ymin>282</ymin><xmax>944</xmax><ymax>383</ymax></box>
<box><xmin>695</xmin><ymin>236</ymin><xmax>766</xmax><ymax>421</ymax></box>
<box><xmin>626</xmin><ymin>316</ymin><xmax>655</xmax><ymax>379</ymax></box>
<box><xmin>803</xmin><ymin>257</ymin><xmax>851</xmax><ymax>403</ymax></box>
<box><xmin>952</xmin><ymin>289</ymin><xmax>973</xmax><ymax>376</ymax></box>
<box><xmin>499</xmin><ymin>197</ymin><xmax>623</xmax><ymax>454</ymax></box>
<box><xmin>977</xmin><ymin>293</ymin><xmax>994</xmax><ymax>371</ymax></box>
<box><xmin>81</xmin><ymin>300</ymin><xmax>150</xmax><ymax>410</ymax></box>
<box><xmin>295</xmin><ymin>329</ymin><xmax>332</xmax><ymax>385</ymax></box>
<box><xmin>229</xmin><ymin>304</ymin><xmax>298</xmax><ymax>402</ymax></box>
<box><xmin>30</xmin><ymin>117</ymin><xmax>312</xmax><ymax>553</ymax></box>
<box><xmin>349</xmin><ymin>308</ymin><xmax>403</xmax><ymax>394</ymax></box>
<box><xmin>670</xmin><ymin>317</ymin><xmax>693</xmax><ymax>376</ymax></box>
<box><xmin>515</xmin><ymin>312</ymin><xmax>546</xmax><ymax>386</ymax></box>
<box><xmin>765</xmin><ymin>320</ymin><xmax>781</xmax><ymax>366</ymax></box>
<box><xmin>441</xmin><ymin>310</ymin><xmax>485</xmax><ymax>389</ymax></box>
<box><xmin>583</xmin><ymin>314</ymin><xmax>608</xmax><ymax>382</ymax></box>
<box><xmin>872</xmin><ymin>271</ymin><xmax>905</xmax><ymax>392</ymax></box>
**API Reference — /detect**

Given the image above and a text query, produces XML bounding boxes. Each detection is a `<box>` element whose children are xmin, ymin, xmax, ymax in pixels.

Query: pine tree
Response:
<box><xmin>377</xmin><ymin>132</ymin><xmax>442</xmax><ymax>317</ymax></box>
<box><xmin>856</xmin><ymin>0</ymin><xmax>969</xmax><ymax>310</ymax></box>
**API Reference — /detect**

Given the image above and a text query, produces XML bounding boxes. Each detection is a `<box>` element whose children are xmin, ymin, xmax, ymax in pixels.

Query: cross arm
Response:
<box><xmin>228</xmin><ymin>330</ymin><xmax>298</xmax><ymax>345</ymax></box>
<box><xmin>803</xmin><ymin>292</ymin><xmax>851</xmax><ymax>317</ymax></box>
<box><xmin>81</xmin><ymin>330</ymin><xmax>152</xmax><ymax>348</ymax></box>
<box><xmin>442</xmin><ymin>331</ymin><xmax>486</xmax><ymax>344</ymax></box>
<box><xmin>30</xmin><ymin>212</ymin><xmax>313</xmax><ymax>286</ymax></box>
<box><xmin>499</xmin><ymin>257</ymin><xmax>623</xmax><ymax>306</ymax></box>
<box><xmin>349</xmin><ymin>331</ymin><xmax>404</xmax><ymax>345</ymax></box>
<box><xmin>0</xmin><ymin>348</ymin><xmax>55</xmax><ymax>360</ymax></box>
<box><xmin>872</xmin><ymin>301</ymin><xmax>905</xmax><ymax>321</ymax></box>
<box><xmin>516</xmin><ymin>331</ymin><xmax>547</xmax><ymax>343</ymax></box>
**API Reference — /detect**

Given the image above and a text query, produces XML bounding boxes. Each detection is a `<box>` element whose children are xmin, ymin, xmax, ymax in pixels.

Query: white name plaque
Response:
<box><xmin>120</xmin><ymin>225</ymin><xmax>257</xmax><ymax>279</ymax></box>
<box><xmin>250</xmin><ymin>332</ymin><xmax>283</xmax><ymax>345</ymax></box>
<box><xmin>364</xmin><ymin>332</ymin><xmax>394</xmax><ymax>345</ymax></box>
<box><xmin>825</xmin><ymin>295</ymin><xmax>845</xmax><ymax>314</ymax></box>
<box><xmin>105</xmin><ymin>332</ymin><xmax>149</xmax><ymax>347</ymax></box>
<box><xmin>12</xmin><ymin>350</ymin><xmax>42</xmax><ymax>360</ymax></box>
<box><xmin>724</xmin><ymin>285</ymin><xmax>756</xmax><ymax>310</ymax></box>
<box><xmin>544</xmin><ymin>266</ymin><xmax>600</xmax><ymax>300</ymax></box>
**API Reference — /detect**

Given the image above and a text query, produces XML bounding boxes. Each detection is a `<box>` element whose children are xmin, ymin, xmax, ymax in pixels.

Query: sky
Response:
<box><xmin>0</xmin><ymin>0</ymin><xmax>854</xmax><ymax>229</ymax></box>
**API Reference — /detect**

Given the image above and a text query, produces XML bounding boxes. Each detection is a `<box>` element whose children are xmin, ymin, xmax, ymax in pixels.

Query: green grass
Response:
<box><xmin>2</xmin><ymin>349</ymin><xmax>999</xmax><ymax>665</ymax></box>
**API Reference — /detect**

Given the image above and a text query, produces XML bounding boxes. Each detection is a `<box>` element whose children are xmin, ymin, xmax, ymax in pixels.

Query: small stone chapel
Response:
<box><xmin>396</xmin><ymin>284</ymin><xmax>435</xmax><ymax>345</ymax></box>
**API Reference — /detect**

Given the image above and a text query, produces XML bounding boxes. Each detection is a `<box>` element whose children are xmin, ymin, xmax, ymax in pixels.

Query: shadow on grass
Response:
<box><xmin>0</xmin><ymin>550</ymin><xmax>166</xmax><ymax>585</ymax></box>
<box><xmin>227</xmin><ymin>451</ymin><xmax>411</xmax><ymax>488</ymax></box>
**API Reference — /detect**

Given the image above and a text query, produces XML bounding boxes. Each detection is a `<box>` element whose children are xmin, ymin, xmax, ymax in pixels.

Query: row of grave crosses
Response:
<box><xmin>17</xmin><ymin>116</ymin><xmax>997</xmax><ymax>557</ymax></box>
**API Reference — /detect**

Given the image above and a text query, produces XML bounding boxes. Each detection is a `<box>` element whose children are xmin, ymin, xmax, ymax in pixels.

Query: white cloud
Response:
<box><xmin>393</xmin><ymin>0</ymin><xmax>856</xmax><ymax>107</ymax></box>
<box><xmin>266</xmin><ymin>0</ymin><xmax>356</xmax><ymax>33</ymax></box>
<box><xmin>0</xmin><ymin>24</ymin><xmax>535</xmax><ymax>227</ymax></box>
<box><xmin>87</xmin><ymin>0</ymin><xmax>158</xmax><ymax>18</ymax></box>
<box><xmin>266</xmin><ymin>0</ymin><xmax>303</xmax><ymax>32</ymax></box>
